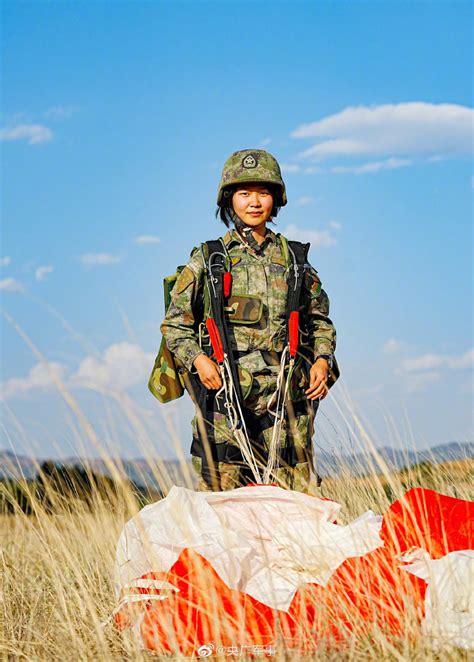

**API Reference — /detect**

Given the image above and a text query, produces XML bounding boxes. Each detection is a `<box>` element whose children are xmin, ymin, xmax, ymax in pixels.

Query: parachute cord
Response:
<box><xmin>216</xmin><ymin>355</ymin><xmax>263</xmax><ymax>484</ymax></box>
<box><xmin>266</xmin><ymin>345</ymin><xmax>289</xmax><ymax>418</ymax></box>
<box><xmin>263</xmin><ymin>346</ymin><xmax>290</xmax><ymax>484</ymax></box>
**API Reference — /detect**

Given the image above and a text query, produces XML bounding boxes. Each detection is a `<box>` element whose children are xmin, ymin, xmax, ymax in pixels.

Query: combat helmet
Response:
<box><xmin>217</xmin><ymin>149</ymin><xmax>287</xmax><ymax>207</ymax></box>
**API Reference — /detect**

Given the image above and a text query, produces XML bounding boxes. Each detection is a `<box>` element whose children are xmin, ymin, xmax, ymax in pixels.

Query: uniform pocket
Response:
<box><xmin>288</xmin><ymin>358</ymin><xmax>310</xmax><ymax>401</ymax></box>
<box><xmin>236</xmin><ymin>351</ymin><xmax>280</xmax><ymax>405</ymax></box>
<box><xmin>237</xmin><ymin>366</ymin><xmax>253</xmax><ymax>400</ymax></box>
<box><xmin>224</xmin><ymin>295</ymin><xmax>263</xmax><ymax>324</ymax></box>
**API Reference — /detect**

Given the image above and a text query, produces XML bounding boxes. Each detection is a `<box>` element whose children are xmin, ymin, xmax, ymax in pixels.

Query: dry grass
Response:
<box><xmin>1</xmin><ymin>300</ymin><xmax>472</xmax><ymax>659</ymax></box>
<box><xmin>320</xmin><ymin>458</ymin><xmax>474</xmax><ymax>522</ymax></box>
<box><xmin>1</xmin><ymin>458</ymin><xmax>472</xmax><ymax>661</ymax></box>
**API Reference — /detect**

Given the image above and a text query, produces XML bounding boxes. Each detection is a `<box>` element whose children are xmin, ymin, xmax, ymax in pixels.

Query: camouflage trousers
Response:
<box><xmin>190</xmin><ymin>354</ymin><xmax>321</xmax><ymax>495</ymax></box>
<box><xmin>191</xmin><ymin>455</ymin><xmax>321</xmax><ymax>495</ymax></box>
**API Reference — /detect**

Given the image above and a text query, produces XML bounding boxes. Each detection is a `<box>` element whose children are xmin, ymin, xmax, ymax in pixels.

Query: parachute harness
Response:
<box><xmin>200</xmin><ymin>236</ymin><xmax>309</xmax><ymax>486</ymax></box>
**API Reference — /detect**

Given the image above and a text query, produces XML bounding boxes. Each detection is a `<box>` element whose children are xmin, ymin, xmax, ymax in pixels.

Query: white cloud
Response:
<box><xmin>1</xmin><ymin>342</ymin><xmax>156</xmax><ymax>400</ymax></box>
<box><xmin>1</xmin><ymin>362</ymin><xmax>66</xmax><ymax>399</ymax></box>
<box><xmin>400</xmin><ymin>348</ymin><xmax>474</xmax><ymax>372</ymax></box>
<box><xmin>383</xmin><ymin>338</ymin><xmax>404</xmax><ymax>354</ymax></box>
<box><xmin>35</xmin><ymin>265</ymin><xmax>53</xmax><ymax>282</ymax></box>
<box><xmin>404</xmin><ymin>371</ymin><xmax>442</xmax><ymax>394</ymax></box>
<box><xmin>280</xmin><ymin>163</ymin><xmax>301</xmax><ymax>173</ymax></box>
<box><xmin>0</xmin><ymin>124</ymin><xmax>53</xmax><ymax>145</ymax></box>
<box><xmin>0</xmin><ymin>256</ymin><xmax>11</xmax><ymax>267</ymax></box>
<box><xmin>291</xmin><ymin>102</ymin><xmax>473</xmax><ymax>161</ymax></box>
<box><xmin>286</xmin><ymin>159</ymin><xmax>411</xmax><ymax>176</ymax></box>
<box><xmin>329</xmin><ymin>158</ymin><xmax>412</xmax><ymax>175</ymax></box>
<box><xmin>259</xmin><ymin>137</ymin><xmax>272</xmax><ymax>147</ymax></box>
<box><xmin>281</xmin><ymin>223</ymin><xmax>337</xmax><ymax>247</ymax></box>
<box><xmin>443</xmin><ymin>349</ymin><xmax>474</xmax><ymax>370</ymax></box>
<box><xmin>401</xmin><ymin>354</ymin><xmax>443</xmax><ymax>372</ymax></box>
<box><xmin>70</xmin><ymin>342</ymin><xmax>154</xmax><ymax>392</ymax></box>
<box><xmin>294</xmin><ymin>196</ymin><xmax>314</xmax><ymax>207</ymax></box>
<box><xmin>43</xmin><ymin>106</ymin><xmax>76</xmax><ymax>119</ymax></box>
<box><xmin>393</xmin><ymin>347</ymin><xmax>473</xmax><ymax>393</ymax></box>
<box><xmin>0</xmin><ymin>277</ymin><xmax>24</xmax><ymax>292</ymax></box>
<box><xmin>281</xmin><ymin>164</ymin><xmax>327</xmax><ymax>175</ymax></box>
<box><xmin>328</xmin><ymin>220</ymin><xmax>342</xmax><ymax>230</ymax></box>
<box><xmin>134</xmin><ymin>235</ymin><xmax>161</xmax><ymax>245</ymax></box>
<box><xmin>79</xmin><ymin>253</ymin><xmax>121</xmax><ymax>266</ymax></box>
<box><xmin>303</xmin><ymin>166</ymin><xmax>324</xmax><ymax>174</ymax></box>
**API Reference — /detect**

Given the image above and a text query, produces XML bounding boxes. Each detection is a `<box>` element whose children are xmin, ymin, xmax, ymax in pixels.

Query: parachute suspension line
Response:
<box><xmin>205</xmin><ymin>315</ymin><xmax>262</xmax><ymax>485</ymax></box>
<box><xmin>264</xmin><ymin>345</ymin><xmax>290</xmax><ymax>484</ymax></box>
<box><xmin>216</xmin><ymin>356</ymin><xmax>262</xmax><ymax>484</ymax></box>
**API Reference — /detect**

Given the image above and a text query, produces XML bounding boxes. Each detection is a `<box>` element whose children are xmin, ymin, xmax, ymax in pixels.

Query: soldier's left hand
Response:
<box><xmin>305</xmin><ymin>358</ymin><xmax>329</xmax><ymax>401</ymax></box>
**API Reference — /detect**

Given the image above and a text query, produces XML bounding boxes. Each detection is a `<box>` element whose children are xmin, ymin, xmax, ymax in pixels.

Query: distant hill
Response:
<box><xmin>1</xmin><ymin>441</ymin><xmax>473</xmax><ymax>488</ymax></box>
<box><xmin>1</xmin><ymin>450</ymin><xmax>39</xmax><ymax>480</ymax></box>
<box><xmin>315</xmin><ymin>441</ymin><xmax>474</xmax><ymax>477</ymax></box>
<box><xmin>0</xmin><ymin>450</ymin><xmax>190</xmax><ymax>488</ymax></box>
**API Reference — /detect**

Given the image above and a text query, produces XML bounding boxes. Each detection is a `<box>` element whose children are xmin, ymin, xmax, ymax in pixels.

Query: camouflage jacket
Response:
<box><xmin>160</xmin><ymin>227</ymin><xmax>337</xmax><ymax>373</ymax></box>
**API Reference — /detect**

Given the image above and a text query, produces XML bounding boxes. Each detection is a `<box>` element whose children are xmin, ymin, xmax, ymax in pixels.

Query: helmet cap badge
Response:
<box><xmin>242</xmin><ymin>154</ymin><xmax>258</xmax><ymax>169</ymax></box>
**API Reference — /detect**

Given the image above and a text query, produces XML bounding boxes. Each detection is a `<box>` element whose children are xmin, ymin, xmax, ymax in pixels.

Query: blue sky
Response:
<box><xmin>1</xmin><ymin>1</ymin><xmax>472</xmax><ymax>460</ymax></box>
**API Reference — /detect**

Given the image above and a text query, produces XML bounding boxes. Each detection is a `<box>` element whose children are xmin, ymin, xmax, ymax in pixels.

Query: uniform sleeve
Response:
<box><xmin>159</xmin><ymin>248</ymin><xmax>206</xmax><ymax>371</ymax></box>
<box><xmin>303</xmin><ymin>265</ymin><xmax>337</xmax><ymax>362</ymax></box>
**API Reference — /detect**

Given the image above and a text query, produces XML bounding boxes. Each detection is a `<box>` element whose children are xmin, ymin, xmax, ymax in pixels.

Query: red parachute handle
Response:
<box><xmin>223</xmin><ymin>271</ymin><xmax>232</xmax><ymax>298</ymax></box>
<box><xmin>289</xmin><ymin>311</ymin><xmax>299</xmax><ymax>358</ymax></box>
<box><xmin>205</xmin><ymin>318</ymin><xmax>225</xmax><ymax>364</ymax></box>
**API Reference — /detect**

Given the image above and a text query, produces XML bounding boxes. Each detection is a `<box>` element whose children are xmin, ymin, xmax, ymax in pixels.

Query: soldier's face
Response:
<box><xmin>232</xmin><ymin>185</ymin><xmax>274</xmax><ymax>227</ymax></box>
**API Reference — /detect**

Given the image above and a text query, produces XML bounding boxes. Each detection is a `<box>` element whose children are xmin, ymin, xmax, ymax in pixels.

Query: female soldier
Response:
<box><xmin>160</xmin><ymin>149</ymin><xmax>339</xmax><ymax>494</ymax></box>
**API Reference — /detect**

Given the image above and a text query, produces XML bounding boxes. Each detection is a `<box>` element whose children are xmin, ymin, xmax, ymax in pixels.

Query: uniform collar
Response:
<box><xmin>223</xmin><ymin>226</ymin><xmax>278</xmax><ymax>250</ymax></box>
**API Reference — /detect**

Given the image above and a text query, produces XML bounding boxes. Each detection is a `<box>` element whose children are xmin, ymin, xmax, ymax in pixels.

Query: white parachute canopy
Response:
<box><xmin>115</xmin><ymin>485</ymin><xmax>383</xmax><ymax>612</ymax></box>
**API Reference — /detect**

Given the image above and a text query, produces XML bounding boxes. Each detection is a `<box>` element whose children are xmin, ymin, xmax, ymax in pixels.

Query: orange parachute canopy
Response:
<box><xmin>114</xmin><ymin>487</ymin><xmax>473</xmax><ymax>656</ymax></box>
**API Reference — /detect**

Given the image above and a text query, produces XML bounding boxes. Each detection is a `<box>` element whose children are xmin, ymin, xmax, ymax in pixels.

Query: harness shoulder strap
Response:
<box><xmin>200</xmin><ymin>239</ymin><xmax>225</xmax><ymax>321</ymax></box>
<box><xmin>285</xmin><ymin>239</ymin><xmax>310</xmax><ymax>312</ymax></box>
<box><xmin>203</xmin><ymin>239</ymin><xmax>224</xmax><ymax>258</ymax></box>
<box><xmin>202</xmin><ymin>239</ymin><xmax>243</xmax><ymax>392</ymax></box>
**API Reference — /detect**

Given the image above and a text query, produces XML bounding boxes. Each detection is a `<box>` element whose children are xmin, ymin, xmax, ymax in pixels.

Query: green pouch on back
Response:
<box><xmin>148</xmin><ymin>337</ymin><xmax>186</xmax><ymax>403</ymax></box>
<box><xmin>163</xmin><ymin>266</ymin><xmax>185</xmax><ymax>308</ymax></box>
<box><xmin>148</xmin><ymin>267</ymin><xmax>187</xmax><ymax>404</ymax></box>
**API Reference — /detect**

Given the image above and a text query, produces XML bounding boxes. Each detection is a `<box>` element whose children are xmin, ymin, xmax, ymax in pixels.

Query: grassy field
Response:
<box><xmin>1</xmin><ymin>456</ymin><xmax>472</xmax><ymax>661</ymax></box>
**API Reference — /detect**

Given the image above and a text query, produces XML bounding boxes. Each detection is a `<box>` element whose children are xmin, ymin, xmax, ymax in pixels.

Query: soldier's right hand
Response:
<box><xmin>193</xmin><ymin>354</ymin><xmax>223</xmax><ymax>390</ymax></box>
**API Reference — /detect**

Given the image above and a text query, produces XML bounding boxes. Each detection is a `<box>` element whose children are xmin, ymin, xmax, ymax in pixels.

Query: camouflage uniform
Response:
<box><xmin>160</xmin><ymin>226</ymin><xmax>338</xmax><ymax>494</ymax></box>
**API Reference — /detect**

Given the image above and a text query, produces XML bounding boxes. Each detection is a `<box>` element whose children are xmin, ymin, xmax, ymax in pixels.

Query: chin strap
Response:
<box><xmin>231</xmin><ymin>212</ymin><xmax>264</xmax><ymax>254</ymax></box>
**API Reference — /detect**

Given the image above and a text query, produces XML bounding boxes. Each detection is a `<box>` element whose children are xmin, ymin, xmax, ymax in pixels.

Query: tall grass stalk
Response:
<box><xmin>1</xmin><ymin>310</ymin><xmax>472</xmax><ymax>660</ymax></box>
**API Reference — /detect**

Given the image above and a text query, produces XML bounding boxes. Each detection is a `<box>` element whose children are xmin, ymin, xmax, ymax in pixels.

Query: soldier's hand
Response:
<box><xmin>305</xmin><ymin>358</ymin><xmax>329</xmax><ymax>401</ymax></box>
<box><xmin>193</xmin><ymin>354</ymin><xmax>223</xmax><ymax>390</ymax></box>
